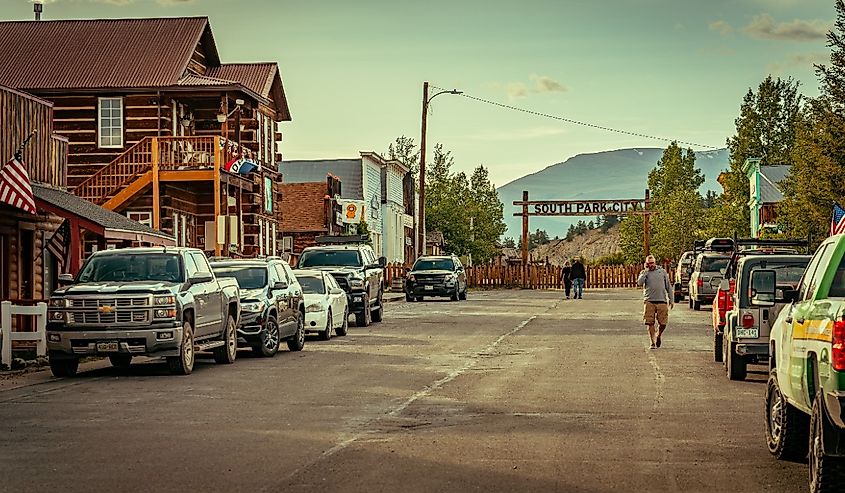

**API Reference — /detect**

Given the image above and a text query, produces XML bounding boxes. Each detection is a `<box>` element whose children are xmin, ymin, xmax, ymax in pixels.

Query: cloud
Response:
<box><xmin>500</xmin><ymin>74</ymin><xmax>568</xmax><ymax>100</ymax></box>
<box><xmin>709</xmin><ymin>20</ymin><xmax>734</xmax><ymax>37</ymax></box>
<box><xmin>768</xmin><ymin>52</ymin><xmax>829</xmax><ymax>73</ymax></box>
<box><xmin>743</xmin><ymin>13</ymin><xmax>831</xmax><ymax>42</ymax></box>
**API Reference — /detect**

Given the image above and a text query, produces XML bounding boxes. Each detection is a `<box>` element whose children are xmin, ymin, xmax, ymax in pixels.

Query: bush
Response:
<box><xmin>591</xmin><ymin>253</ymin><xmax>626</xmax><ymax>266</ymax></box>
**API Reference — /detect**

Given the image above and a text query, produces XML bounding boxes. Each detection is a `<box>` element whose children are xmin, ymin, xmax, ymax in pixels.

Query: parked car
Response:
<box><xmin>404</xmin><ymin>255</ymin><xmax>468</xmax><ymax>302</ymax></box>
<box><xmin>673</xmin><ymin>250</ymin><xmax>694</xmax><ymax>302</ymax></box>
<box><xmin>294</xmin><ymin>269</ymin><xmax>349</xmax><ymax>340</ymax></box>
<box><xmin>721</xmin><ymin>254</ymin><xmax>810</xmax><ymax>380</ymax></box>
<box><xmin>297</xmin><ymin>235</ymin><xmax>385</xmax><ymax>327</ymax></box>
<box><xmin>688</xmin><ymin>239</ymin><xmax>733</xmax><ymax>310</ymax></box>
<box><xmin>46</xmin><ymin>247</ymin><xmax>240</xmax><ymax>376</ymax></box>
<box><xmin>765</xmin><ymin>235</ymin><xmax>845</xmax><ymax>492</ymax></box>
<box><xmin>209</xmin><ymin>258</ymin><xmax>305</xmax><ymax>357</ymax></box>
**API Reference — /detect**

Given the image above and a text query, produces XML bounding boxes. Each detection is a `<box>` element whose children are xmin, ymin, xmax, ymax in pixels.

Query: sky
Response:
<box><xmin>3</xmin><ymin>0</ymin><xmax>838</xmax><ymax>187</ymax></box>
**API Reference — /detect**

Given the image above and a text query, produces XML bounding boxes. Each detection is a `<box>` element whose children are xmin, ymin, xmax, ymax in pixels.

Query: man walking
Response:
<box><xmin>570</xmin><ymin>257</ymin><xmax>586</xmax><ymax>299</ymax></box>
<box><xmin>637</xmin><ymin>255</ymin><xmax>673</xmax><ymax>349</ymax></box>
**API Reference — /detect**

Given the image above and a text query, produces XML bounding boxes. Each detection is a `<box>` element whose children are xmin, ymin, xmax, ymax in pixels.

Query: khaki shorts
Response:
<box><xmin>643</xmin><ymin>302</ymin><xmax>669</xmax><ymax>325</ymax></box>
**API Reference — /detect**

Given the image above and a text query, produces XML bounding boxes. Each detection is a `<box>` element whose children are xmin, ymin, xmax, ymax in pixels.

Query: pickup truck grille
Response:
<box><xmin>66</xmin><ymin>296</ymin><xmax>152</xmax><ymax>327</ymax></box>
<box><xmin>414</xmin><ymin>274</ymin><xmax>447</xmax><ymax>287</ymax></box>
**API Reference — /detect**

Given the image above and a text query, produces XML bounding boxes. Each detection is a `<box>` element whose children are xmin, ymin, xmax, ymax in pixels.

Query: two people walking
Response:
<box><xmin>562</xmin><ymin>258</ymin><xmax>586</xmax><ymax>299</ymax></box>
<box><xmin>636</xmin><ymin>255</ymin><xmax>673</xmax><ymax>349</ymax></box>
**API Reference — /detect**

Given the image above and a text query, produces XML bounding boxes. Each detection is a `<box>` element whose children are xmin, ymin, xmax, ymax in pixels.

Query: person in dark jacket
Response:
<box><xmin>562</xmin><ymin>260</ymin><xmax>572</xmax><ymax>299</ymax></box>
<box><xmin>570</xmin><ymin>258</ymin><xmax>587</xmax><ymax>299</ymax></box>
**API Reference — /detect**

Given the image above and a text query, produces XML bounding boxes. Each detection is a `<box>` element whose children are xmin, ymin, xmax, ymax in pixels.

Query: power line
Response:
<box><xmin>431</xmin><ymin>84</ymin><xmax>721</xmax><ymax>150</ymax></box>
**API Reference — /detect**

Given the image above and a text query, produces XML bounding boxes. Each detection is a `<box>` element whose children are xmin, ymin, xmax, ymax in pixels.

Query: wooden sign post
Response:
<box><xmin>513</xmin><ymin>190</ymin><xmax>652</xmax><ymax>287</ymax></box>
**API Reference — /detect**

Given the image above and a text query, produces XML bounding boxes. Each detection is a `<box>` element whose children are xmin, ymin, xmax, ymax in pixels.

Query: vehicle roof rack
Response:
<box><xmin>315</xmin><ymin>235</ymin><xmax>370</xmax><ymax>245</ymax></box>
<box><xmin>733</xmin><ymin>238</ymin><xmax>809</xmax><ymax>250</ymax></box>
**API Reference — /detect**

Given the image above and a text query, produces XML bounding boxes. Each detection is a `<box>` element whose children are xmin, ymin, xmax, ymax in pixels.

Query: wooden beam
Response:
<box><xmin>214</xmin><ymin>136</ymin><xmax>222</xmax><ymax>256</ymax></box>
<box><xmin>101</xmin><ymin>171</ymin><xmax>152</xmax><ymax>210</ymax></box>
<box><xmin>152</xmin><ymin>137</ymin><xmax>160</xmax><ymax>229</ymax></box>
<box><xmin>159</xmin><ymin>170</ymin><xmax>214</xmax><ymax>181</ymax></box>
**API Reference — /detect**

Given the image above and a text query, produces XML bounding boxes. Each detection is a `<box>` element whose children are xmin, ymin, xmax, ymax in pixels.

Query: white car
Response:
<box><xmin>293</xmin><ymin>269</ymin><xmax>349</xmax><ymax>340</ymax></box>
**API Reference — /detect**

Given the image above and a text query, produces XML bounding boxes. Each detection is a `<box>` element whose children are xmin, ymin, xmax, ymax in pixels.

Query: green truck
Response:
<box><xmin>764</xmin><ymin>234</ymin><xmax>845</xmax><ymax>492</ymax></box>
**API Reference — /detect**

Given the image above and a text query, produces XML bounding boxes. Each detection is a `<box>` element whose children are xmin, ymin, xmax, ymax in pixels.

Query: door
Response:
<box><xmin>191</xmin><ymin>253</ymin><xmax>222</xmax><ymax>335</ymax></box>
<box><xmin>273</xmin><ymin>264</ymin><xmax>294</xmax><ymax>336</ymax></box>
<box><xmin>326</xmin><ymin>274</ymin><xmax>345</xmax><ymax>328</ymax></box>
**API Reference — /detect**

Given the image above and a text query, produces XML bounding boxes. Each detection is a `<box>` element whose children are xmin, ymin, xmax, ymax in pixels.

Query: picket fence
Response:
<box><xmin>383</xmin><ymin>262</ymin><xmax>676</xmax><ymax>290</ymax></box>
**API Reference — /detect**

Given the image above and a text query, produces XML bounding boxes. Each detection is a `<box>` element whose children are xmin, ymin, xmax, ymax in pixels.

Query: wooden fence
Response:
<box><xmin>383</xmin><ymin>262</ymin><xmax>676</xmax><ymax>290</ymax></box>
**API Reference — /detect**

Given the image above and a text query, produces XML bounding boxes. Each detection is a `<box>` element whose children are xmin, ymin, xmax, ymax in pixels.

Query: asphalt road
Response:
<box><xmin>0</xmin><ymin>289</ymin><xmax>809</xmax><ymax>493</ymax></box>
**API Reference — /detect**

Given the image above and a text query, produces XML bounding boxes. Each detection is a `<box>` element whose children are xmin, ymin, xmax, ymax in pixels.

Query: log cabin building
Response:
<box><xmin>0</xmin><ymin>17</ymin><xmax>292</xmax><ymax>257</ymax></box>
<box><xmin>1</xmin><ymin>84</ymin><xmax>173</xmax><ymax>307</ymax></box>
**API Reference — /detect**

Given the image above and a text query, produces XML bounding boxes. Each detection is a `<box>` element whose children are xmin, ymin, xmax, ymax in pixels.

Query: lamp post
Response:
<box><xmin>418</xmin><ymin>81</ymin><xmax>462</xmax><ymax>258</ymax></box>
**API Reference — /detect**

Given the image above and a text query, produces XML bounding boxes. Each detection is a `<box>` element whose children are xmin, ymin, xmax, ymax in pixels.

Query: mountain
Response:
<box><xmin>497</xmin><ymin>147</ymin><xmax>730</xmax><ymax>239</ymax></box>
<box><xmin>531</xmin><ymin>224</ymin><xmax>622</xmax><ymax>265</ymax></box>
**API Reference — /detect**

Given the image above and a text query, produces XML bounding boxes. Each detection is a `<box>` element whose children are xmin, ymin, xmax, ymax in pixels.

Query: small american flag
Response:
<box><xmin>46</xmin><ymin>219</ymin><xmax>70</xmax><ymax>268</ymax></box>
<box><xmin>832</xmin><ymin>203</ymin><xmax>845</xmax><ymax>236</ymax></box>
<box><xmin>0</xmin><ymin>153</ymin><xmax>36</xmax><ymax>214</ymax></box>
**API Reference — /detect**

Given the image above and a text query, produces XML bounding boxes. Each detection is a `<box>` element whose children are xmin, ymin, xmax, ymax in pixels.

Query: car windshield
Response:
<box><xmin>298</xmin><ymin>276</ymin><xmax>325</xmax><ymax>294</ymax></box>
<box><xmin>77</xmin><ymin>254</ymin><xmax>183</xmax><ymax>283</ymax></box>
<box><xmin>211</xmin><ymin>266</ymin><xmax>267</xmax><ymax>290</ymax></box>
<box><xmin>701</xmin><ymin>256</ymin><xmax>729</xmax><ymax>272</ymax></box>
<box><xmin>413</xmin><ymin>259</ymin><xmax>455</xmax><ymax>271</ymax></box>
<box><xmin>299</xmin><ymin>250</ymin><xmax>362</xmax><ymax>268</ymax></box>
<box><xmin>766</xmin><ymin>263</ymin><xmax>807</xmax><ymax>285</ymax></box>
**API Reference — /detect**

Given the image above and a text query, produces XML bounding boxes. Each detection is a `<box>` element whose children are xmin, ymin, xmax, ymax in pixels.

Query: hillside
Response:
<box><xmin>498</xmin><ymin>147</ymin><xmax>729</xmax><ymax>239</ymax></box>
<box><xmin>530</xmin><ymin>224</ymin><xmax>621</xmax><ymax>266</ymax></box>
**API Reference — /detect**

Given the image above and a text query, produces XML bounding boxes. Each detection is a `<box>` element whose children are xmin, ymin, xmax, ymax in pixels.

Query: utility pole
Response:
<box><xmin>418</xmin><ymin>82</ymin><xmax>429</xmax><ymax>259</ymax></box>
<box><xmin>643</xmin><ymin>189</ymin><xmax>651</xmax><ymax>257</ymax></box>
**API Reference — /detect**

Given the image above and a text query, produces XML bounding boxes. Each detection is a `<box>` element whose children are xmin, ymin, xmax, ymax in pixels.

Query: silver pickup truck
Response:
<box><xmin>46</xmin><ymin>247</ymin><xmax>240</xmax><ymax>376</ymax></box>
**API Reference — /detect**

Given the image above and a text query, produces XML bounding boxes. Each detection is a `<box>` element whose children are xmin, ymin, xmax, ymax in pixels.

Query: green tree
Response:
<box><xmin>387</xmin><ymin>135</ymin><xmax>419</xmax><ymax>177</ymax></box>
<box><xmin>501</xmin><ymin>237</ymin><xmax>516</xmax><ymax>248</ymax></box>
<box><xmin>618</xmin><ymin>215</ymin><xmax>645</xmax><ymax>263</ymax></box>
<box><xmin>468</xmin><ymin>165</ymin><xmax>508</xmax><ymax>262</ymax></box>
<box><xmin>712</xmin><ymin>76</ymin><xmax>802</xmax><ymax>237</ymax></box>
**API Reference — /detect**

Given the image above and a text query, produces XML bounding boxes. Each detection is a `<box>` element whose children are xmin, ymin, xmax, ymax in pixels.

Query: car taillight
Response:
<box><xmin>833</xmin><ymin>319</ymin><xmax>845</xmax><ymax>372</ymax></box>
<box><xmin>697</xmin><ymin>279</ymin><xmax>704</xmax><ymax>287</ymax></box>
<box><xmin>729</xmin><ymin>279</ymin><xmax>736</xmax><ymax>294</ymax></box>
<box><xmin>742</xmin><ymin>313</ymin><xmax>755</xmax><ymax>328</ymax></box>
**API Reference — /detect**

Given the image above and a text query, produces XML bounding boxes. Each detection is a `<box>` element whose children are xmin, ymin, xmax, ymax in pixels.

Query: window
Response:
<box><xmin>184</xmin><ymin>254</ymin><xmax>198</xmax><ymax>278</ymax></box>
<box><xmin>800</xmin><ymin>245</ymin><xmax>830</xmax><ymax>301</ymax></box>
<box><xmin>274</xmin><ymin>264</ymin><xmax>288</xmax><ymax>283</ymax></box>
<box><xmin>98</xmin><ymin>97</ymin><xmax>124</xmax><ymax>148</ymax></box>
<box><xmin>191</xmin><ymin>253</ymin><xmax>212</xmax><ymax>274</ymax></box>
<box><xmin>264</xmin><ymin>176</ymin><xmax>273</xmax><ymax>213</ymax></box>
<box><xmin>127</xmin><ymin>211</ymin><xmax>151</xmax><ymax>227</ymax></box>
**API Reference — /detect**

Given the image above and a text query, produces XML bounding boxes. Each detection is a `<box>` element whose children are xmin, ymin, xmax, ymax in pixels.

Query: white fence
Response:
<box><xmin>0</xmin><ymin>301</ymin><xmax>47</xmax><ymax>368</ymax></box>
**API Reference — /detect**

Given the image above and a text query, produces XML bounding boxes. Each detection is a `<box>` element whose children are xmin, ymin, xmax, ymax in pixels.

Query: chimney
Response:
<box><xmin>34</xmin><ymin>2</ymin><xmax>43</xmax><ymax>21</ymax></box>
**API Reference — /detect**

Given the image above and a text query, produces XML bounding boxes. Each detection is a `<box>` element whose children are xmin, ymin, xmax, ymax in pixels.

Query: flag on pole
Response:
<box><xmin>222</xmin><ymin>157</ymin><xmax>257</xmax><ymax>175</ymax></box>
<box><xmin>831</xmin><ymin>203</ymin><xmax>845</xmax><ymax>236</ymax></box>
<box><xmin>0</xmin><ymin>153</ymin><xmax>36</xmax><ymax>215</ymax></box>
<box><xmin>45</xmin><ymin>219</ymin><xmax>70</xmax><ymax>268</ymax></box>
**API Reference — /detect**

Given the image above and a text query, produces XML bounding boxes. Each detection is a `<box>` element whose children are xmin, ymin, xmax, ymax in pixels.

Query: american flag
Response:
<box><xmin>0</xmin><ymin>153</ymin><xmax>36</xmax><ymax>214</ymax></box>
<box><xmin>832</xmin><ymin>203</ymin><xmax>845</xmax><ymax>236</ymax></box>
<box><xmin>46</xmin><ymin>219</ymin><xmax>70</xmax><ymax>268</ymax></box>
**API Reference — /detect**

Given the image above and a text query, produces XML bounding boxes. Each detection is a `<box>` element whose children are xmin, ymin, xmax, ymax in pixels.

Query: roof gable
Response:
<box><xmin>0</xmin><ymin>17</ymin><xmax>212</xmax><ymax>90</ymax></box>
<box><xmin>206</xmin><ymin>62</ymin><xmax>291</xmax><ymax>120</ymax></box>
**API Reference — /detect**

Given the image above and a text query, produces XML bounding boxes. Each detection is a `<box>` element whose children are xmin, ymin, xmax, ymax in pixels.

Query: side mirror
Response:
<box><xmin>783</xmin><ymin>289</ymin><xmax>800</xmax><ymax>304</ymax></box>
<box><xmin>57</xmin><ymin>273</ymin><xmax>75</xmax><ymax>284</ymax></box>
<box><xmin>271</xmin><ymin>281</ymin><xmax>288</xmax><ymax>291</ymax></box>
<box><xmin>750</xmin><ymin>269</ymin><xmax>776</xmax><ymax>307</ymax></box>
<box><xmin>378</xmin><ymin>256</ymin><xmax>387</xmax><ymax>268</ymax></box>
<box><xmin>330</xmin><ymin>287</ymin><xmax>344</xmax><ymax>295</ymax></box>
<box><xmin>188</xmin><ymin>272</ymin><xmax>213</xmax><ymax>285</ymax></box>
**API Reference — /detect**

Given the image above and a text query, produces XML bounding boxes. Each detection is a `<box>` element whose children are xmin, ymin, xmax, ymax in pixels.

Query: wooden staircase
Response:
<box><xmin>73</xmin><ymin>137</ymin><xmax>154</xmax><ymax>207</ymax></box>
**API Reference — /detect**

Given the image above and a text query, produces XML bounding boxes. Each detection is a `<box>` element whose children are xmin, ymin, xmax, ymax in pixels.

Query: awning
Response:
<box><xmin>32</xmin><ymin>183</ymin><xmax>175</xmax><ymax>245</ymax></box>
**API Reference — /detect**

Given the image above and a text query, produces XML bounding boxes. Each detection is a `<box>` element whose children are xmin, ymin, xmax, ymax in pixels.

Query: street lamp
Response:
<box><xmin>418</xmin><ymin>81</ymin><xmax>462</xmax><ymax>258</ymax></box>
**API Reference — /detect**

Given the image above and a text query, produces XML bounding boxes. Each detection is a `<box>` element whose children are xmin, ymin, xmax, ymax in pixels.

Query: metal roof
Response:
<box><xmin>33</xmin><ymin>184</ymin><xmax>175</xmax><ymax>244</ymax></box>
<box><xmin>759</xmin><ymin>165</ymin><xmax>790</xmax><ymax>203</ymax></box>
<box><xmin>0</xmin><ymin>17</ymin><xmax>213</xmax><ymax>90</ymax></box>
<box><xmin>206</xmin><ymin>63</ymin><xmax>277</xmax><ymax>98</ymax></box>
<box><xmin>279</xmin><ymin>159</ymin><xmax>363</xmax><ymax>200</ymax></box>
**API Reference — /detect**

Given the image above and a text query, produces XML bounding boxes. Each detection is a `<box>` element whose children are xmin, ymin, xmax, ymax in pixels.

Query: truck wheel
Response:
<box><xmin>167</xmin><ymin>322</ymin><xmax>195</xmax><ymax>375</ymax></box>
<box><xmin>714</xmin><ymin>331</ymin><xmax>723</xmax><ymax>363</ymax></box>
<box><xmin>766</xmin><ymin>370</ymin><xmax>809</xmax><ymax>461</ymax></box>
<box><xmin>49</xmin><ymin>356</ymin><xmax>79</xmax><ymax>378</ymax></box>
<box><xmin>688</xmin><ymin>297</ymin><xmax>693</xmax><ymax>309</ymax></box>
<box><xmin>108</xmin><ymin>354</ymin><xmax>132</xmax><ymax>369</ymax></box>
<box><xmin>355</xmin><ymin>294</ymin><xmax>371</xmax><ymax>327</ymax></box>
<box><xmin>693</xmin><ymin>299</ymin><xmax>701</xmax><ymax>311</ymax></box>
<box><xmin>416</xmin><ymin>296</ymin><xmax>424</xmax><ymax>302</ymax></box>
<box><xmin>253</xmin><ymin>315</ymin><xmax>280</xmax><ymax>357</ymax></box>
<box><xmin>320</xmin><ymin>310</ymin><xmax>332</xmax><ymax>341</ymax></box>
<box><xmin>371</xmin><ymin>290</ymin><xmax>384</xmax><ymax>322</ymax></box>
<box><xmin>459</xmin><ymin>287</ymin><xmax>467</xmax><ymax>301</ymax></box>
<box><xmin>214</xmin><ymin>315</ymin><xmax>238</xmax><ymax>364</ymax></box>
<box><xmin>405</xmin><ymin>293</ymin><xmax>414</xmax><ymax>302</ymax></box>
<box><xmin>287</xmin><ymin>314</ymin><xmax>305</xmax><ymax>351</ymax></box>
<box><xmin>727</xmin><ymin>342</ymin><xmax>747</xmax><ymax>380</ymax></box>
<box><xmin>809</xmin><ymin>392</ymin><xmax>845</xmax><ymax>492</ymax></box>
<box><xmin>335</xmin><ymin>308</ymin><xmax>349</xmax><ymax>337</ymax></box>
<box><xmin>450</xmin><ymin>286</ymin><xmax>460</xmax><ymax>301</ymax></box>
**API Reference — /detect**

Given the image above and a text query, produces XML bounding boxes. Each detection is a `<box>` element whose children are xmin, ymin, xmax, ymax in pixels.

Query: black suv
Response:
<box><xmin>404</xmin><ymin>255</ymin><xmax>467</xmax><ymax>302</ymax></box>
<box><xmin>209</xmin><ymin>258</ymin><xmax>305</xmax><ymax>357</ymax></box>
<box><xmin>297</xmin><ymin>236</ymin><xmax>385</xmax><ymax>327</ymax></box>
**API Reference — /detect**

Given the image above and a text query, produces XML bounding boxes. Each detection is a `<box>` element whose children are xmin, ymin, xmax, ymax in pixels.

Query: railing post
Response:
<box><xmin>213</xmin><ymin>136</ymin><xmax>222</xmax><ymax>257</ymax></box>
<box><xmin>1</xmin><ymin>301</ymin><xmax>11</xmax><ymax>367</ymax></box>
<box><xmin>35</xmin><ymin>302</ymin><xmax>47</xmax><ymax>357</ymax></box>
<box><xmin>151</xmin><ymin>137</ymin><xmax>161</xmax><ymax>230</ymax></box>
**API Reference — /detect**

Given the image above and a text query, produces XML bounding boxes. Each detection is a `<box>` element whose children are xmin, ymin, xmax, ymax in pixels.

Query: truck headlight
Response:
<box><xmin>49</xmin><ymin>311</ymin><xmax>67</xmax><ymax>322</ymax></box>
<box><xmin>407</xmin><ymin>274</ymin><xmax>416</xmax><ymax>282</ymax></box>
<box><xmin>155</xmin><ymin>309</ymin><xmax>177</xmax><ymax>319</ymax></box>
<box><xmin>349</xmin><ymin>278</ymin><xmax>364</xmax><ymax>289</ymax></box>
<box><xmin>48</xmin><ymin>298</ymin><xmax>70</xmax><ymax>308</ymax></box>
<box><xmin>242</xmin><ymin>301</ymin><xmax>265</xmax><ymax>313</ymax></box>
<box><xmin>154</xmin><ymin>296</ymin><xmax>175</xmax><ymax>305</ymax></box>
<box><xmin>306</xmin><ymin>302</ymin><xmax>324</xmax><ymax>313</ymax></box>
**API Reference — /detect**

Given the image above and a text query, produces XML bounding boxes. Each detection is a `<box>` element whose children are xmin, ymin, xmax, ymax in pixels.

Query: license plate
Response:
<box><xmin>96</xmin><ymin>341</ymin><xmax>119</xmax><ymax>352</ymax></box>
<box><xmin>735</xmin><ymin>328</ymin><xmax>759</xmax><ymax>339</ymax></box>
<box><xmin>424</xmin><ymin>285</ymin><xmax>434</xmax><ymax>291</ymax></box>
